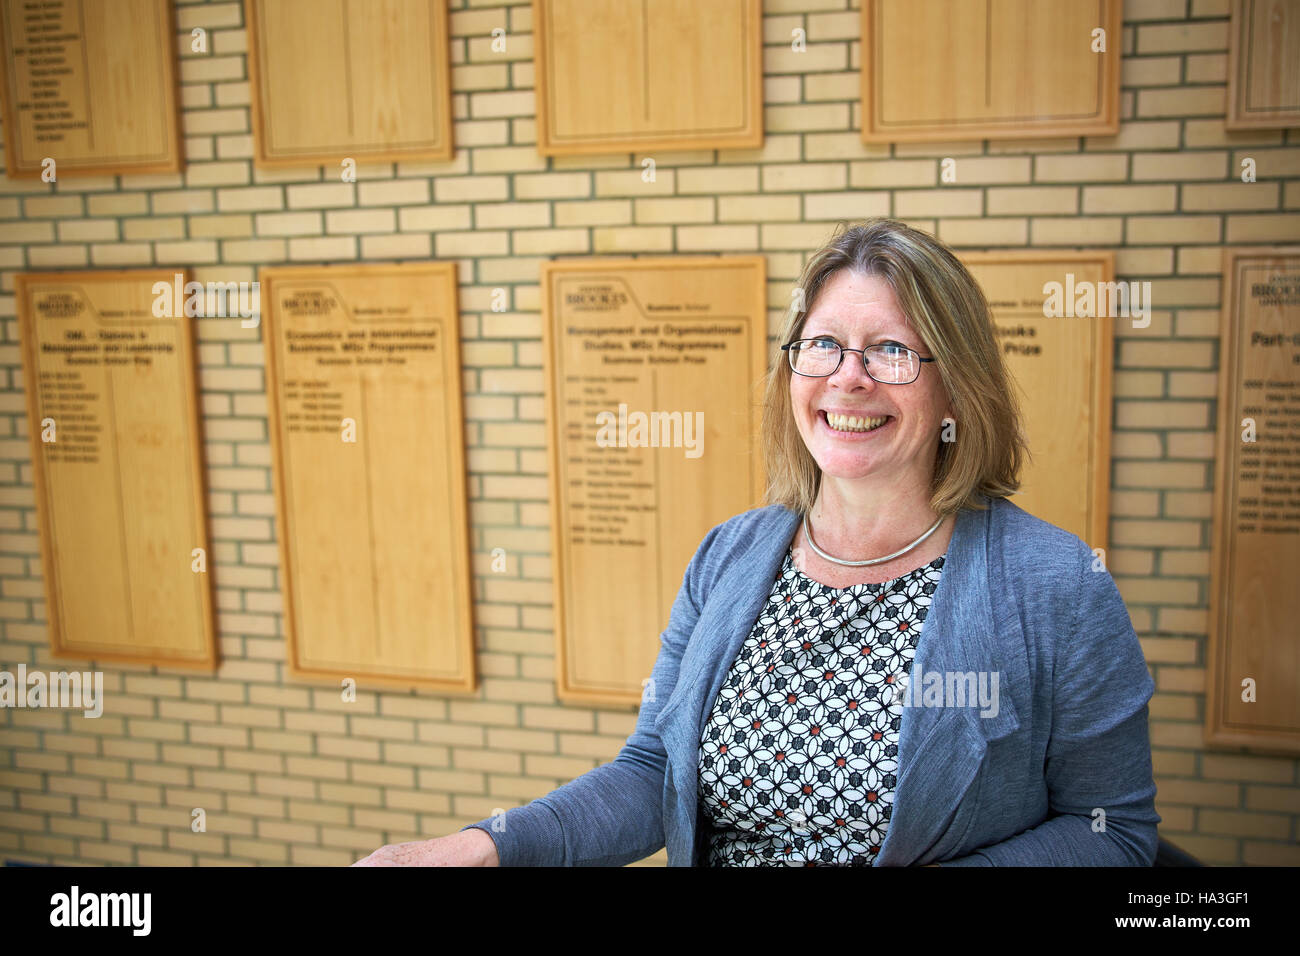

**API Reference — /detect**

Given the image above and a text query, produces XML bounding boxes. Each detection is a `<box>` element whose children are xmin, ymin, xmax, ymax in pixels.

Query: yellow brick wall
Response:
<box><xmin>0</xmin><ymin>0</ymin><xmax>1297</xmax><ymax>866</ymax></box>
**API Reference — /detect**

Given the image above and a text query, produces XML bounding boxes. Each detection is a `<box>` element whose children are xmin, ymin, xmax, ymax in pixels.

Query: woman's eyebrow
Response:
<box><xmin>803</xmin><ymin>329</ymin><xmax>913</xmax><ymax>346</ymax></box>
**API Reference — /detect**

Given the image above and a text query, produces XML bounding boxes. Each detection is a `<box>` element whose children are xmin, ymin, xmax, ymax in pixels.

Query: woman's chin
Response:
<box><xmin>811</xmin><ymin>452</ymin><xmax>882</xmax><ymax>480</ymax></box>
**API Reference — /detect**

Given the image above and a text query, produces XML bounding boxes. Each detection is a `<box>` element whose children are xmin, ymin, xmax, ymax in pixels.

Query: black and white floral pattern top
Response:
<box><xmin>697</xmin><ymin>545</ymin><xmax>946</xmax><ymax>866</ymax></box>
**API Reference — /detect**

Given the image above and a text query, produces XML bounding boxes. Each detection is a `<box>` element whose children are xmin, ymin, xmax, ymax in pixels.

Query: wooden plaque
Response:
<box><xmin>534</xmin><ymin>0</ymin><xmax>763</xmax><ymax>156</ymax></box>
<box><xmin>245</xmin><ymin>0</ymin><xmax>454</xmax><ymax>167</ymax></box>
<box><xmin>861</xmin><ymin>0</ymin><xmax>1121</xmax><ymax>143</ymax></box>
<box><xmin>16</xmin><ymin>270</ymin><xmax>215</xmax><ymax>668</ymax></box>
<box><xmin>1206</xmin><ymin>248</ymin><xmax>1300</xmax><ymax>754</ymax></box>
<box><xmin>262</xmin><ymin>264</ymin><xmax>475</xmax><ymax>692</ymax></box>
<box><xmin>1226</xmin><ymin>0</ymin><xmax>1300</xmax><ymax>130</ymax></box>
<box><xmin>0</xmin><ymin>0</ymin><xmax>182</xmax><ymax>178</ymax></box>
<box><xmin>961</xmin><ymin>252</ymin><xmax>1114</xmax><ymax>549</ymax></box>
<box><xmin>544</xmin><ymin>257</ymin><xmax>767</xmax><ymax>706</ymax></box>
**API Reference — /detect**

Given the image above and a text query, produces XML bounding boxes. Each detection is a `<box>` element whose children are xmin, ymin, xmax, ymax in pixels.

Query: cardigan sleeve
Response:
<box><xmin>938</xmin><ymin>540</ymin><xmax>1161</xmax><ymax>866</ymax></box>
<box><xmin>456</xmin><ymin>520</ymin><xmax>722</xmax><ymax>866</ymax></box>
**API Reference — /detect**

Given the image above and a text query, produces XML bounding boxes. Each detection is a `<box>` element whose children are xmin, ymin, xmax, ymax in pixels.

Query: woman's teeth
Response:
<box><xmin>826</xmin><ymin>412</ymin><xmax>889</xmax><ymax>433</ymax></box>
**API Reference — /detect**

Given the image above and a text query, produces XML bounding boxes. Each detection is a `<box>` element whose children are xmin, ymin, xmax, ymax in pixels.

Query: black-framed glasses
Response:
<box><xmin>781</xmin><ymin>338</ymin><xmax>935</xmax><ymax>384</ymax></box>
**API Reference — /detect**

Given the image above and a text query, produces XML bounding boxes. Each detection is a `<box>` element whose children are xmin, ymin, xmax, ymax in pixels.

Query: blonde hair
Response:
<box><xmin>761</xmin><ymin>218</ymin><xmax>1027</xmax><ymax>517</ymax></box>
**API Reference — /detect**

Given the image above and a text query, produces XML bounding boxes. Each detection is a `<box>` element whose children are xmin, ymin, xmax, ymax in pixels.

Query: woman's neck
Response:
<box><xmin>807</xmin><ymin>475</ymin><xmax>943</xmax><ymax>560</ymax></box>
<box><xmin>793</xmin><ymin>481</ymin><xmax>955</xmax><ymax>589</ymax></box>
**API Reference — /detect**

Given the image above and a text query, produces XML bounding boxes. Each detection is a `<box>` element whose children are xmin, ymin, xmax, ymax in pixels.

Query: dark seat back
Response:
<box><xmin>1154</xmin><ymin>835</ymin><xmax>1202</xmax><ymax>866</ymax></box>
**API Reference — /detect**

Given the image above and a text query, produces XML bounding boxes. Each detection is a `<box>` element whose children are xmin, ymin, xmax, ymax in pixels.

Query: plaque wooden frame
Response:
<box><xmin>1205</xmin><ymin>246</ymin><xmax>1300</xmax><ymax>755</ymax></box>
<box><xmin>860</xmin><ymin>0</ymin><xmax>1122</xmax><ymax>143</ymax></box>
<box><xmin>961</xmin><ymin>251</ymin><xmax>1115</xmax><ymax>550</ymax></box>
<box><xmin>533</xmin><ymin>0</ymin><xmax>764</xmax><ymax>156</ymax></box>
<box><xmin>261</xmin><ymin>263</ymin><xmax>476</xmax><ymax>693</ymax></box>
<box><xmin>1225</xmin><ymin>0</ymin><xmax>1300</xmax><ymax>130</ymax></box>
<box><xmin>0</xmin><ymin>0</ymin><xmax>183</xmax><ymax>178</ymax></box>
<box><xmin>16</xmin><ymin>269</ymin><xmax>216</xmax><ymax>669</ymax></box>
<box><xmin>245</xmin><ymin>0</ymin><xmax>455</xmax><ymax>167</ymax></box>
<box><xmin>543</xmin><ymin>256</ymin><xmax>767</xmax><ymax>707</ymax></box>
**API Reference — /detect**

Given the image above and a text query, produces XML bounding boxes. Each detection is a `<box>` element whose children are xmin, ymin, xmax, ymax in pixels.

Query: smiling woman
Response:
<box><xmin>357</xmin><ymin>218</ymin><xmax>1160</xmax><ymax>868</ymax></box>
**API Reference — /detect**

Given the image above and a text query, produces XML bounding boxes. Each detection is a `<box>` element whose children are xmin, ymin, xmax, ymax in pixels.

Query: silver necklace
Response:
<box><xmin>802</xmin><ymin>511</ymin><xmax>945</xmax><ymax>567</ymax></box>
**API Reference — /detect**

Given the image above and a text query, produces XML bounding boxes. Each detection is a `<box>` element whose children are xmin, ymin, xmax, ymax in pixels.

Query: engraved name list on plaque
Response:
<box><xmin>1207</xmin><ymin>247</ymin><xmax>1300</xmax><ymax>755</ymax></box>
<box><xmin>262</xmin><ymin>263</ymin><xmax>475</xmax><ymax>693</ymax></box>
<box><xmin>544</xmin><ymin>257</ymin><xmax>767</xmax><ymax>707</ymax></box>
<box><xmin>17</xmin><ymin>270</ymin><xmax>215</xmax><ymax>668</ymax></box>
<box><xmin>0</xmin><ymin>0</ymin><xmax>182</xmax><ymax>177</ymax></box>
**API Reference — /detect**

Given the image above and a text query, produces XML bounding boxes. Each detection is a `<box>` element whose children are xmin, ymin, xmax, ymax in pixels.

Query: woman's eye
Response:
<box><xmin>810</xmin><ymin>338</ymin><xmax>838</xmax><ymax>350</ymax></box>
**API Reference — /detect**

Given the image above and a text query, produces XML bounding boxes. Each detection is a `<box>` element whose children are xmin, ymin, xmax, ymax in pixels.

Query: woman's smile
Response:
<box><xmin>819</xmin><ymin>409</ymin><xmax>894</xmax><ymax>436</ymax></box>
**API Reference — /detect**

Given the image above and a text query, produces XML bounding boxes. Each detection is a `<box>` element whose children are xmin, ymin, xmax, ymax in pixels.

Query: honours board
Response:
<box><xmin>261</xmin><ymin>264</ymin><xmax>475</xmax><ymax>692</ymax></box>
<box><xmin>534</xmin><ymin>0</ymin><xmax>763</xmax><ymax>156</ymax></box>
<box><xmin>962</xmin><ymin>253</ymin><xmax>1115</xmax><ymax>549</ymax></box>
<box><xmin>0</xmin><ymin>0</ymin><xmax>181</xmax><ymax>177</ymax></box>
<box><xmin>1206</xmin><ymin>248</ymin><xmax>1300</xmax><ymax>754</ymax></box>
<box><xmin>17</xmin><ymin>270</ymin><xmax>215</xmax><ymax>668</ymax></box>
<box><xmin>861</xmin><ymin>0</ymin><xmax>1121</xmax><ymax>143</ymax></box>
<box><xmin>544</xmin><ymin>257</ymin><xmax>767</xmax><ymax>706</ymax></box>
<box><xmin>245</xmin><ymin>0</ymin><xmax>454</xmax><ymax>167</ymax></box>
<box><xmin>1226</xmin><ymin>0</ymin><xmax>1300</xmax><ymax>130</ymax></box>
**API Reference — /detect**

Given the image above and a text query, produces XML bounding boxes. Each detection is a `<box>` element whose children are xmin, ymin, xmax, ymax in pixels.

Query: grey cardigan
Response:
<box><xmin>462</xmin><ymin>495</ymin><xmax>1161</xmax><ymax>866</ymax></box>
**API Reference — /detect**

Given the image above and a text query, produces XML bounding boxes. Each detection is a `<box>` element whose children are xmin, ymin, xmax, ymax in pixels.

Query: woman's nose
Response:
<box><xmin>828</xmin><ymin>349</ymin><xmax>877</xmax><ymax>388</ymax></box>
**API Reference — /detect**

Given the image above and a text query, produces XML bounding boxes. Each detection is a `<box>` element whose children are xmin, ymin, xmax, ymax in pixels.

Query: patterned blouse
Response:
<box><xmin>696</xmin><ymin>545</ymin><xmax>946</xmax><ymax>866</ymax></box>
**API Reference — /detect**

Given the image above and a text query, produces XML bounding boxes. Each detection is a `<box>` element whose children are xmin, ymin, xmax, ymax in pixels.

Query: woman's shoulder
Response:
<box><xmin>712</xmin><ymin>502</ymin><xmax>797</xmax><ymax>538</ymax></box>
<box><xmin>984</xmin><ymin>494</ymin><xmax>1093</xmax><ymax>564</ymax></box>
<box><xmin>981</xmin><ymin>495</ymin><xmax>1124</xmax><ymax>623</ymax></box>
<box><xmin>683</xmin><ymin>503</ymin><xmax>796</xmax><ymax>582</ymax></box>
<box><xmin>698</xmin><ymin>502</ymin><xmax>796</xmax><ymax>553</ymax></box>
<box><xmin>983</xmin><ymin>499</ymin><xmax>1152</xmax><ymax>714</ymax></box>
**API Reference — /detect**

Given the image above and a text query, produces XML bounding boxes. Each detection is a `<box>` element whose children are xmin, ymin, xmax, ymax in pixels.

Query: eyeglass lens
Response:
<box><xmin>788</xmin><ymin>341</ymin><xmax>919</xmax><ymax>383</ymax></box>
